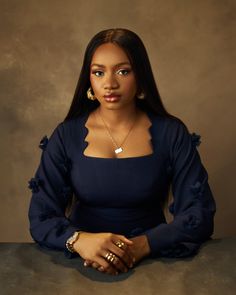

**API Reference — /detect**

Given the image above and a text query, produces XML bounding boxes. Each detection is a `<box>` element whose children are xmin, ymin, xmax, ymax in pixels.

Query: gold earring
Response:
<box><xmin>137</xmin><ymin>92</ymin><xmax>145</xmax><ymax>99</ymax></box>
<box><xmin>87</xmin><ymin>87</ymin><xmax>96</xmax><ymax>101</ymax></box>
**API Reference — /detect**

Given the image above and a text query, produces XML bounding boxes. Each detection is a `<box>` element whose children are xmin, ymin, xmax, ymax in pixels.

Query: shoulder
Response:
<box><xmin>148</xmin><ymin>113</ymin><xmax>202</xmax><ymax>158</ymax></box>
<box><xmin>44</xmin><ymin>113</ymin><xmax>88</xmax><ymax>152</ymax></box>
<box><xmin>60</xmin><ymin>113</ymin><xmax>88</xmax><ymax>134</ymax></box>
<box><xmin>50</xmin><ymin>113</ymin><xmax>88</xmax><ymax>141</ymax></box>
<box><xmin>148</xmin><ymin>112</ymin><xmax>190</xmax><ymax>142</ymax></box>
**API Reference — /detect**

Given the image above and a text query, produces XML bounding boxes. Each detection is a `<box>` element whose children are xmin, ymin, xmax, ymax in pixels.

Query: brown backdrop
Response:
<box><xmin>0</xmin><ymin>0</ymin><xmax>235</xmax><ymax>242</ymax></box>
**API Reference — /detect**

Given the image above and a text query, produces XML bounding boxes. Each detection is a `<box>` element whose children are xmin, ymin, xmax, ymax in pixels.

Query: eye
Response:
<box><xmin>92</xmin><ymin>70</ymin><xmax>104</xmax><ymax>77</ymax></box>
<box><xmin>117</xmin><ymin>69</ymin><xmax>131</xmax><ymax>76</ymax></box>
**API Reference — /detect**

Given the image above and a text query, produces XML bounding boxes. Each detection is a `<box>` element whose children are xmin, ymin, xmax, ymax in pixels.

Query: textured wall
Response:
<box><xmin>0</xmin><ymin>0</ymin><xmax>235</xmax><ymax>241</ymax></box>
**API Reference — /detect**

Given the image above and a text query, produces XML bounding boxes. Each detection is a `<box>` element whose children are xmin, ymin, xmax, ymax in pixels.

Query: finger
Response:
<box><xmin>124</xmin><ymin>246</ymin><xmax>136</xmax><ymax>264</ymax></box>
<box><xmin>98</xmin><ymin>266</ymin><xmax>105</xmax><ymax>272</ymax></box>
<box><xmin>110</xmin><ymin>245</ymin><xmax>134</xmax><ymax>268</ymax></box>
<box><xmin>115</xmin><ymin>240</ymin><xmax>134</xmax><ymax>260</ymax></box>
<box><xmin>84</xmin><ymin>259</ymin><xmax>93</xmax><ymax>267</ymax></box>
<box><xmin>111</xmin><ymin>236</ymin><xmax>134</xmax><ymax>260</ymax></box>
<box><xmin>87</xmin><ymin>260</ymin><xmax>119</xmax><ymax>275</ymax></box>
<box><xmin>112</xmin><ymin>239</ymin><xmax>135</xmax><ymax>266</ymax></box>
<box><xmin>98</xmin><ymin>265</ymin><xmax>115</xmax><ymax>274</ymax></box>
<box><xmin>102</xmin><ymin>250</ymin><xmax>128</xmax><ymax>273</ymax></box>
<box><xmin>120</xmin><ymin>242</ymin><xmax>136</xmax><ymax>264</ymax></box>
<box><xmin>95</xmin><ymin>256</ymin><xmax>118</xmax><ymax>275</ymax></box>
<box><xmin>92</xmin><ymin>262</ymin><xmax>100</xmax><ymax>269</ymax></box>
<box><xmin>114</xmin><ymin>235</ymin><xmax>133</xmax><ymax>245</ymax></box>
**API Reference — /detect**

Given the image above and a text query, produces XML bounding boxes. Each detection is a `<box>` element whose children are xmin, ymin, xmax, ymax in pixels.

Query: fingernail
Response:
<box><xmin>132</xmin><ymin>258</ymin><xmax>136</xmax><ymax>263</ymax></box>
<box><xmin>84</xmin><ymin>261</ymin><xmax>87</xmax><ymax>266</ymax></box>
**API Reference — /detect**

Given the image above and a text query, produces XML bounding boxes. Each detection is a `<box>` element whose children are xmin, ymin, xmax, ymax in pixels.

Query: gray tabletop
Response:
<box><xmin>1</xmin><ymin>237</ymin><xmax>235</xmax><ymax>295</ymax></box>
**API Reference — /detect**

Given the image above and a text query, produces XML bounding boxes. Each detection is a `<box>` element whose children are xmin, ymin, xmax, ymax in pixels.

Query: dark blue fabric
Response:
<box><xmin>28</xmin><ymin>111</ymin><xmax>216</xmax><ymax>258</ymax></box>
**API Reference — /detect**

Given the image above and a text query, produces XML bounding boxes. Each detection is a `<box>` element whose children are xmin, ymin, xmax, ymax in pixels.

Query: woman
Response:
<box><xmin>28</xmin><ymin>28</ymin><xmax>216</xmax><ymax>275</ymax></box>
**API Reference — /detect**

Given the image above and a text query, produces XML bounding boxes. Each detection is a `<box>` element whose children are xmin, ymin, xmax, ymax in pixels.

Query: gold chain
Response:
<box><xmin>96</xmin><ymin>109</ymin><xmax>137</xmax><ymax>154</ymax></box>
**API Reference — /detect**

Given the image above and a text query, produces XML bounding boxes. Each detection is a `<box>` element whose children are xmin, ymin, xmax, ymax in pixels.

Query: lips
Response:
<box><xmin>104</xmin><ymin>94</ymin><xmax>121</xmax><ymax>102</ymax></box>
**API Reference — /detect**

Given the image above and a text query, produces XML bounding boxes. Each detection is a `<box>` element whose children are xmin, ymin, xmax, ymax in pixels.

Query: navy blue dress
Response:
<box><xmin>28</xmin><ymin>110</ymin><xmax>216</xmax><ymax>258</ymax></box>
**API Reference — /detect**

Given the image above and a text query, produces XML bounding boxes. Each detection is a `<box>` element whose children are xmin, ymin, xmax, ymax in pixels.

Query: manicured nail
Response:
<box><xmin>84</xmin><ymin>261</ymin><xmax>87</xmax><ymax>266</ymax></box>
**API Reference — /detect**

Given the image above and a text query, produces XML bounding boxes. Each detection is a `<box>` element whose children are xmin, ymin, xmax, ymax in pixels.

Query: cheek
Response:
<box><xmin>124</xmin><ymin>76</ymin><xmax>137</xmax><ymax>93</ymax></box>
<box><xmin>90</xmin><ymin>75</ymin><xmax>100</xmax><ymax>91</ymax></box>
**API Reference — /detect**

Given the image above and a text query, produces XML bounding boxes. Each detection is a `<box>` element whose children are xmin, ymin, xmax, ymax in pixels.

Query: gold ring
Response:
<box><xmin>105</xmin><ymin>252</ymin><xmax>117</xmax><ymax>263</ymax></box>
<box><xmin>112</xmin><ymin>255</ymin><xmax>119</xmax><ymax>265</ymax></box>
<box><xmin>115</xmin><ymin>240</ymin><xmax>125</xmax><ymax>249</ymax></box>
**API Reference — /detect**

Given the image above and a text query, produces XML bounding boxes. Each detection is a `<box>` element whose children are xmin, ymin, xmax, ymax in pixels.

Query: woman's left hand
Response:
<box><xmin>83</xmin><ymin>234</ymin><xmax>151</xmax><ymax>273</ymax></box>
<box><xmin>127</xmin><ymin>234</ymin><xmax>151</xmax><ymax>264</ymax></box>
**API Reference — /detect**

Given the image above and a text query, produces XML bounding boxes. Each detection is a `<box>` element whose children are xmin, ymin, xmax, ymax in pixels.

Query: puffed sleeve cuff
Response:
<box><xmin>145</xmin><ymin>223</ymin><xmax>202</xmax><ymax>258</ymax></box>
<box><xmin>31</xmin><ymin>223</ymin><xmax>83</xmax><ymax>259</ymax></box>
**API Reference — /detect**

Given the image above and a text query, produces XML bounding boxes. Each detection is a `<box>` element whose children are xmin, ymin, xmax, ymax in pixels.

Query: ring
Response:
<box><xmin>115</xmin><ymin>240</ymin><xmax>125</xmax><ymax>249</ymax></box>
<box><xmin>105</xmin><ymin>252</ymin><xmax>117</xmax><ymax>263</ymax></box>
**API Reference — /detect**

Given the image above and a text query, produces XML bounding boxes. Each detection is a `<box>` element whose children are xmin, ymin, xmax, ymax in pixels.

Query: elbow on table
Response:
<box><xmin>193</xmin><ymin>214</ymin><xmax>215</xmax><ymax>244</ymax></box>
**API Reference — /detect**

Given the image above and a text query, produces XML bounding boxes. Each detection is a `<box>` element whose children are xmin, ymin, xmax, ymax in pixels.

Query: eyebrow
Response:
<box><xmin>90</xmin><ymin>62</ymin><xmax>131</xmax><ymax>68</ymax></box>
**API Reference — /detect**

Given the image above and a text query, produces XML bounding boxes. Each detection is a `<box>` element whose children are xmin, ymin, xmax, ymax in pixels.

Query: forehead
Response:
<box><xmin>91</xmin><ymin>43</ymin><xmax>130</xmax><ymax>65</ymax></box>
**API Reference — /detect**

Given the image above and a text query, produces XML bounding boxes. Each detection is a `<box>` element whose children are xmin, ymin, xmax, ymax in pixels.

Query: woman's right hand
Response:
<box><xmin>73</xmin><ymin>232</ymin><xmax>135</xmax><ymax>275</ymax></box>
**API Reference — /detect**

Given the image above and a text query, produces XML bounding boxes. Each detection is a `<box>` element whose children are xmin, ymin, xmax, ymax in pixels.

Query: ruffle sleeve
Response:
<box><xmin>144</xmin><ymin>120</ymin><xmax>216</xmax><ymax>258</ymax></box>
<box><xmin>28</xmin><ymin>125</ymin><xmax>81</xmax><ymax>258</ymax></box>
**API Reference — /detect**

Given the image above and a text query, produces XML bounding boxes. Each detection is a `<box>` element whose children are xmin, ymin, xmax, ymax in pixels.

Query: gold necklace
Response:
<box><xmin>96</xmin><ymin>109</ymin><xmax>137</xmax><ymax>154</ymax></box>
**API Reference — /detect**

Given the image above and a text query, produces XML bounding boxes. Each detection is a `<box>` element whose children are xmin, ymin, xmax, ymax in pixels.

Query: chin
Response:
<box><xmin>102</xmin><ymin>103</ymin><xmax>122</xmax><ymax>109</ymax></box>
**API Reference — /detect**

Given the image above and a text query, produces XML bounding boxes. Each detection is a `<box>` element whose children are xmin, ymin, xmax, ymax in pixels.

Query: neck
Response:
<box><xmin>96</xmin><ymin>105</ymin><xmax>139</xmax><ymax>129</ymax></box>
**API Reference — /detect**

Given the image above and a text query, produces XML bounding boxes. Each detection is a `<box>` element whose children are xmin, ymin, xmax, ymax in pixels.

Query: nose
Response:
<box><xmin>103</xmin><ymin>73</ymin><xmax>119</xmax><ymax>90</ymax></box>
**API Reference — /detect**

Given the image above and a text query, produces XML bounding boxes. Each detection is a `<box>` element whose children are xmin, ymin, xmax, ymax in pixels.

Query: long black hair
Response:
<box><xmin>64</xmin><ymin>28</ymin><xmax>177</xmax><ymax>121</ymax></box>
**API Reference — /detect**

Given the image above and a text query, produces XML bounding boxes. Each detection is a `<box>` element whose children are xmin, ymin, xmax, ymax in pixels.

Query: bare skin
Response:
<box><xmin>82</xmin><ymin>235</ymin><xmax>151</xmax><ymax>273</ymax></box>
<box><xmin>84</xmin><ymin>108</ymin><xmax>153</xmax><ymax>159</ymax></box>
<box><xmin>73</xmin><ymin>232</ymin><xmax>135</xmax><ymax>275</ymax></box>
<box><xmin>76</xmin><ymin>42</ymin><xmax>152</xmax><ymax>274</ymax></box>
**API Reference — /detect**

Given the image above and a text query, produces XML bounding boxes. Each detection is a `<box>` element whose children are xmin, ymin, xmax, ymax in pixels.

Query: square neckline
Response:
<box><xmin>81</xmin><ymin>110</ymin><xmax>156</xmax><ymax>160</ymax></box>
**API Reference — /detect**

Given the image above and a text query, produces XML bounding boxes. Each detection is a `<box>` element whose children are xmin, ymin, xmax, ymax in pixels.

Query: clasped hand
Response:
<box><xmin>73</xmin><ymin>232</ymin><xmax>150</xmax><ymax>275</ymax></box>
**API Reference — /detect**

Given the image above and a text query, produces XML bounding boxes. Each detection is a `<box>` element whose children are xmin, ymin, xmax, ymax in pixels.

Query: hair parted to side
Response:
<box><xmin>64</xmin><ymin>28</ymin><xmax>176</xmax><ymax>121</ymax></box>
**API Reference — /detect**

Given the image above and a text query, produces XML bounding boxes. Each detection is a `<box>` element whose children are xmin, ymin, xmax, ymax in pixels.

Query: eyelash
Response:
<box><xmin>91</xmin><ymin>69</ymin><xmax>131</xmax><ymax>77</ymax></box>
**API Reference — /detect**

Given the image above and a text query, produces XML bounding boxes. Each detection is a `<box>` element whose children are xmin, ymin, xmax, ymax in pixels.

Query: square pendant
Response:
<box><xmin>115</xmin><ymin>147</ymin><xmax>123</xmax><ymax>154</ymax></box>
